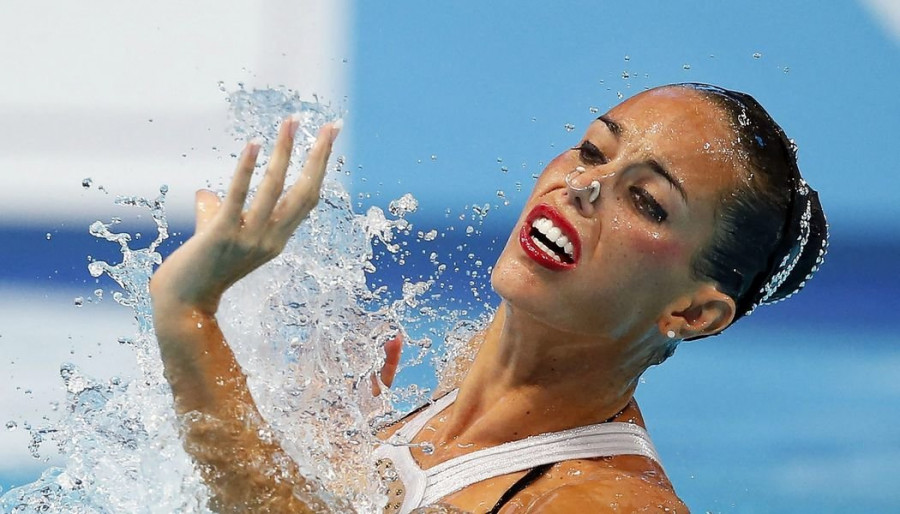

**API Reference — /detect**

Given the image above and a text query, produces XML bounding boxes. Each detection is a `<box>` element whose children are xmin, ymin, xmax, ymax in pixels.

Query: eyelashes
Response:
<box><xmin>629</xmin><ymin>186</ymin><xmax>668</xmax><ymax>223</ymax></box>
<box><xmin>571</xmin><ymin>140</ymin><xmax>669</xmax><ymax>223</ymax></box>
<box><xmin>573</xmin><ymin>140</ymin><xmax>609</xmax><ymax>165</ymax></box>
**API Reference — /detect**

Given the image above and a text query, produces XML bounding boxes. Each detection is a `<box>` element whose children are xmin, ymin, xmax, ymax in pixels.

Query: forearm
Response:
<box><xmin>152</xmin><ymin>298</ymin><xmax>249</xmax><ymax>415</ymax></box>
<box><xmin>146</xmin><ymin>118</ymin><xmax>341</xmax><ymax>512</ymax></box>
<box><xmin>151</xmin><ymin>296</ymin><xmax>329</xmax><ymax>513</ymax></box>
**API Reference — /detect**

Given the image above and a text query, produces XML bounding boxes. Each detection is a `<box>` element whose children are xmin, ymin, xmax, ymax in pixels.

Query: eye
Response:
<box><xmin>572</xmin><ymin>140</ymin><xmax>609</xmax><ymax>166</ymax></box>
<box><xmin>629</xmin><ymin>186</ymin><xmax>668</xmax><ymax>223</ymax></box>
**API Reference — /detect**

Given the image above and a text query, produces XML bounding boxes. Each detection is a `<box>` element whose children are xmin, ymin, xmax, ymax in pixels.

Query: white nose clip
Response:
<box><xmin>566</xmin><ymin>166</ymin><xmax>601</xmax><ymax>205</ymax></box>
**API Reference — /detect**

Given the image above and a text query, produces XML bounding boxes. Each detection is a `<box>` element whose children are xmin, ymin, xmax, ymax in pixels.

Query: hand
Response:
<box><xmin>150</xmin><ymin>115</ymin><xmax>341</xmax><ymax>316</ymax></box>
<box><xmin>371</xmin><ymin>335</ymin><xmax>402</xmax><ymax>396</ymax></box>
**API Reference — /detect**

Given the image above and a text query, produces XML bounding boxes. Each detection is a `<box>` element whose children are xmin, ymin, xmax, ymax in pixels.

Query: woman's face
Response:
<box><xmin>492</xmin><ymin>87</ymin><xmax>742</xmax><ymax>339</ymax></box>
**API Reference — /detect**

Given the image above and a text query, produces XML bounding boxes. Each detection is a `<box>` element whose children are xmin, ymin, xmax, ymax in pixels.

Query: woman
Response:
<box><xmin>150</xmin><ymin>83</ymin><xmax>827</xmax><ymax>513</ymax></box>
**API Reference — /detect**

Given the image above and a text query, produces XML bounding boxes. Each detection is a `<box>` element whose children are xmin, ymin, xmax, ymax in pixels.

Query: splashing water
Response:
<box><xmin>1</xmin><ymin>87</ymin><xmax>491</xmax><ymax>513</ymax></box>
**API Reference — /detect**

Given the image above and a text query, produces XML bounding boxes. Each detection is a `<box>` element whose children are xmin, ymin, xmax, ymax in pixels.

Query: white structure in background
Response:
<box><xmin>0</xmin><ymin>0</ymin><xmax>349</xmax><ymax>226</ymax></box>
<box><xmin>0</xmin><ymin>0</ymin><xmax>348</xmax><ymax>486</ymax></box>
<box><xmin>860</xmin><ymin>0</ymin><xmax>900</xmax><ymax>43</ymax></box>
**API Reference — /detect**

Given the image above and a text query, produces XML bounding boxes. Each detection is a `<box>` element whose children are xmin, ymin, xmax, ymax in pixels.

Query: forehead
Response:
<box><xmin>602</xmin><ymin>87</ymin><xmax>745</xmax><ymax>199</ymax></box>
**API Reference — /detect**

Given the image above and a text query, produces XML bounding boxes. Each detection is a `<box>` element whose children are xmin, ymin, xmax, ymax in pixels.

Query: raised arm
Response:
<box><xmin>149</xmin><ymin>116</ymin><xmax>339</xmax><ymax>513</ymax></box>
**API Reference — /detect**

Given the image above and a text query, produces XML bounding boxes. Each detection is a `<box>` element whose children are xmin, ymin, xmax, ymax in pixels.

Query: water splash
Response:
<box><xmin>1</xmin><ymin>87</ymin><xmax>490</xmax><ymax>513</ymax></box>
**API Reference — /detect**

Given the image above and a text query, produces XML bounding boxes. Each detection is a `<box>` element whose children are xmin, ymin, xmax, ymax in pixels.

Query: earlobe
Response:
<box><xmin>662</xmin><ymin>285</ymin><xmax>736</xmax><ymax>340</ymax></box>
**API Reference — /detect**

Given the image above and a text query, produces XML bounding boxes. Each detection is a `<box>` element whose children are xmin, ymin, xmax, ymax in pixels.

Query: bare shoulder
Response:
<box><xmin>521</xmin><ymin>464</ymin><xmax>689</xmax><ymax>514</ymax></box>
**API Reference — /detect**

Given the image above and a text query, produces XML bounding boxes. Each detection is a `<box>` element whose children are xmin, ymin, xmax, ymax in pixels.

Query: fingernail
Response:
<box><xmin>330</xmin><ymin>118</ymin><xmax>343</xmax><ymax>143</ymax></box>
<box><xmin>248</xmin><ymin>137</ymin><xmax>263</xmax><ymax>157</ymax></box>
<box><xmin>290</xmin><ymin>112</ymin><xmax>302</xmax><ymax>133</ymax></box>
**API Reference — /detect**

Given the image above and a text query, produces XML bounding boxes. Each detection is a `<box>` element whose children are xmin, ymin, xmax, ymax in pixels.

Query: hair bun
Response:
<box><xmin>746</xmin><ymin>180</ymin><xmax>829</xmax><ymax>313</ymax></box>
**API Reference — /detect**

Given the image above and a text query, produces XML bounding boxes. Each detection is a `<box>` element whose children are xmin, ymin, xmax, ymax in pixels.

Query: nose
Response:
<box><xmin>566</xmin><ymin>166</ymin><xmax>603</xmax><ymax>216</ymax></box>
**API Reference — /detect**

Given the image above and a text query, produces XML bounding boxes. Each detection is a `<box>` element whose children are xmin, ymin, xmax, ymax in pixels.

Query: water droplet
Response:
<box><xmin>81</xmin><ymin>178</ymin><xmax>93</xmax><ymax>189</ymax></box>
<box><xmin>753</xmin><ymin>52</ymin><xmax>762</xmax><ymax>59</ymax></box>
<box><xmin>388</xmin><ymin>193</ymin><xmax>419</xmax><ymax>216</ymax></box>
<box><xmin>783</xmin><ymin>66</ymin><xmax>790</xmax><ymax>73</ymax></box>
<box><xmin>564</xmin><ymin>123</ymin><xmax>575</xmax><ymax>132</ymax></box>
<box><xmin>617</xmin><ymin>91</ymin><xmax>624</xmax><ymax>99</ymax></box>
<box><xmin>624</xmin><ymin>55</ymin><xmax>631</xmax><ymax>61</ymax></box>
<box><xmin>45</xmin><ymin>233</ymin><xmax>52</xmax><ymax>240</ymax></box>
<box><xmin>5</xmin><ymin>421</ymin><xmax>16</xmax><ymax>431</ymax></box>
<box><xmin>24</xmin><ymin>87</ymin><xmax>453</xmax><ymax>511</ymax></box>
<box><xmin>430</xmin><ymin>154</ymin><xmax>437</xmax><ymax>161</ymax></box>
<box><xmin>465</xmin><ymin>226</ymin><xmax>474</xmax><ymax>234</ymax></box>
<box><xmin>73</xmin><ymin>297</ymin><xmax>84</xmax><ymax>307</ymax></box>
<box><xmin>500</xmin><ymin>165</ymin><xmax>509</xmax><ymax>173</ymax></box>
<box><xmin>589</xmin><ymin>106</ymin><xmax>599</xmax><ymax>114</ymax></box>
<box><xmin>421</xmin><ymin>229</ymin><xmax>438</xmax><ymax>241</ymax></box>
<box><xmin>682</xmin><ymin>63</ymin><xmax>691</xmax><ymax>70</ymax></box>
<box><xmin>420</xmin><ymin>442</ymin><xmax>435</xmax><ymax>455</ymax></box>
<box><xmin>621</xmin><ymin>71</ymin><xmax>630</xmax><ymax>79</ymax></box>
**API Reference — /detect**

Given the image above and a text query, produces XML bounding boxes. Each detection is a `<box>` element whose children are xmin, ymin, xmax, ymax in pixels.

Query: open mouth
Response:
<box><xmin>518</xmin><ymin>204</ymin><xmax>581</xmax><ymax>270</ymax></box>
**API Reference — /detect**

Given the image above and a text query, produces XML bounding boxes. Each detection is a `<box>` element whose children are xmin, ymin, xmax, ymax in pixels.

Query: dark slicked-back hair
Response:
<box><xmin>672</xmin><ymin>83</ymin><xmax>828</xmax><ymax>326</ymax></box>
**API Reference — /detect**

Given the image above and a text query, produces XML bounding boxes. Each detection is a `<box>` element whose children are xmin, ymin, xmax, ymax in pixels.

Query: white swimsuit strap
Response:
<box><xmin>374</xmin><ymin>390</ymin><xmax>460</xmax><ymax>514</ymax></box>
<box><xmin>394</xmin><ymin>389</ymin><xmax>459</xmax><ymax>442</ymax></box>
<box><xmin>421</xmin><ymin>421</ymin><xmax>661</xmax><ymax>506</ymax></box>
<box><xmin>374</xmin><ymin>390</ymin><xmax>662</xmax><ymax>513</ymax></box>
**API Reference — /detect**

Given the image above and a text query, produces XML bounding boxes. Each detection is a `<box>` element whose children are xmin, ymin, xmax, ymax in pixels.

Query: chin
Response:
<box><xmin>490</xmin><ymin>250</ymin><xmax>566</xmax><ymax>328</ymax></box>
<box><xmin>490</xmin><ymin>233</ymin><xmax>535</xmax><ymax>301</ymax></box>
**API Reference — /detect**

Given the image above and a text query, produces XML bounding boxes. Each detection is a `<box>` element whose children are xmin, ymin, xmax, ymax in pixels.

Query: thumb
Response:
<box><xmin>381</xmin><ymin>336</ymin><xmax>402</xmax><ymax>388</ymax></box>
<box><xmin>371</xmin><ymin>335</ymin><xmax>403</xmax><ymax>397</ymax></box>
<box><xmin>195</xmin><ymin>190</ymin><xmax>222</xmax><ymax>233</ymax></box>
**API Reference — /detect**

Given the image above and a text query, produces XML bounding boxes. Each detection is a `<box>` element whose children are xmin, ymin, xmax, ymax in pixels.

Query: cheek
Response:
<box><xmin>628</xmin><ymin>229</ymin><xmax>688</xmax><ymax>264</ymax></box>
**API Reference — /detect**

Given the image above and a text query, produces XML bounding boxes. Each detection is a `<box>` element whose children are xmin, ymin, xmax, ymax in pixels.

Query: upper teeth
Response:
<box><xmin>532</xmin><ymin>217</ymin><xmax>575</xmax><ymax>257</ymax></box>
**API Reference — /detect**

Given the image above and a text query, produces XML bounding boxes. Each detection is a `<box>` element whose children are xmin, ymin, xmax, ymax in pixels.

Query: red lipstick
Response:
<box><xmin>518</xmin><ymin>204</ymin><xmax>581</xmax><ymax>271</ymax></box>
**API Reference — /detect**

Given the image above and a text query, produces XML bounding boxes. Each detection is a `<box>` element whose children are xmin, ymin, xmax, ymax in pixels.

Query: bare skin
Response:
<box><xmin>151</xmin><ymin>87</ymin><xmax>745</xmax><ymax>512</ymax></box>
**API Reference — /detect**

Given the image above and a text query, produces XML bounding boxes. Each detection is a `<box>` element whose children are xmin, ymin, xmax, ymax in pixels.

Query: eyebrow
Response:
<box><xmin>598</xmin><ymin>115</ymin><xmax>688</xmax><ymax>203</ymax></box>
<box><xmin>597</xmin><ymin>115</ymin><xmax>622</xmax><ymax>139</ymax></box>
<box><xmin>646</xmin><ymin>159</ymin><xmax>688</xmax><ymax>203</ymax></box>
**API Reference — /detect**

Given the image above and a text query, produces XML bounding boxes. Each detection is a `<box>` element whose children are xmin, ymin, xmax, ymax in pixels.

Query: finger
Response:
<box><xmin>381</xmin><ymin>335</ymin><xmax>402</xmax><ymax>389</ymax></box>
<box><xmin>245</xmin><ymin>115</ymin><xmax>299</xmax><ymax>229</ymax></box>
<box><xmin>194</xmin><ymin>190</ymin><xmax>221</xmax><ymax>233</ymax></box>
<box><xmin>370</xmin><ymin>335</ymin><xmax>402</xmax><ymax>397</ymax></box>
<box><xmin>220</xmin><ymin>138</ymin><xmax>263</xmax><ymax>222</ymax></box>
<box><xmin>274</xmin><ymin>120</ymin><xmax>341</xmax><ymax>236</ymax></box>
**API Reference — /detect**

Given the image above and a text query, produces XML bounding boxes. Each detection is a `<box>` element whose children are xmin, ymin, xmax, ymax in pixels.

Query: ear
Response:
<box><xmin>659</xmin><ymin>284</ymin><xmax>736</xmax><ymax>340</ymax></box>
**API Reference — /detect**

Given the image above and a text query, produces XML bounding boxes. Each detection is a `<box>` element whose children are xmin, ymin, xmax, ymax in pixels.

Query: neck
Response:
<box><xmin>440</xmin><ymin>302</ymin><xmax>656</xmax><ymax>445</ymax></box>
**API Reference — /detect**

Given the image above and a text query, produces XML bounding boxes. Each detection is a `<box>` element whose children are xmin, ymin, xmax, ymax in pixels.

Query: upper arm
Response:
<box><xmin>522</xmin><ymin>476</ymin><xmax>689</xmax><ymax>514</ymax></box>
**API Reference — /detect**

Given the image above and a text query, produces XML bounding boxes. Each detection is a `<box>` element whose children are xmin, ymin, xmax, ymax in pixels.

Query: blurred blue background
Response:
<box><xmin>350</xmin><ymin>1</ymin><xmax>900</xmax><ymax>512</ymax></box>
<box><xmin>2</xmin><ymin>1</ymin><xmax>898</xmax><ymax>512</ymax></box>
